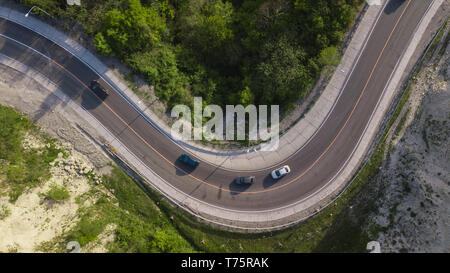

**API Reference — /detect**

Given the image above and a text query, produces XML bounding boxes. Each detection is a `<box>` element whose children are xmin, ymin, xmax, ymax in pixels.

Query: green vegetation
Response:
<box><xmin>44</xmin><ymin>184</ymin><xmax>70</xmax><ymax>201</ymax></box>
<box><xmin>0</xmin><ymin>49</ymin><xmax>426</xmax><ymax>251</ymax></box>
<box><xmin>94</xmin><ymin>0</ymin><xmax>168</xmax><ymax>56</ymax></box>
<box><xmin>142</xmin><ymin>22</ymin><xmax>443</xmax><ymax>252</ymax></box>
<box><xmin>0</xmin><ymin>204</ymin><xmax>11</xmax><ymax>220</ymax></box>
<box><xmin>0</xmin><ymin>105</ymin><xmax>63</xmax><ymax>202</ymax></box>
<box><xmin>18</xmin><ymin>0</ymin><xmax>364</xmax><ymax>113</ymax></box>
<box><xmin>393</xmin><ymin>108</ymin><xmax>410</xmax><ymax>139</ymax></box>
<box><xmin>145</xmin><ymin>133</ymin><xmax>387</xmax><ymax>252</ymax></box>
<box><xmin>0</xmin><ymin>24</ymin><xmax>440</xmax><ymax>250</ymax></box>
<box><xmin>425</xmin><ymin>19</ymin><xmax>448</xmax><ymax>61</ymax></box>
<box><xmin>0</xmin><ymin>105</ymin><xmax>193</xmax><ymax>252</ymax></box>
<box><xmin>65</xmin><ymin>165</ymin><xmax>195</xmax><ymax>252</ymax></box>
<box><xmin>6</xmin><ymin>3</ymin><xmax>445</xmax><ymax>254</ymax></box>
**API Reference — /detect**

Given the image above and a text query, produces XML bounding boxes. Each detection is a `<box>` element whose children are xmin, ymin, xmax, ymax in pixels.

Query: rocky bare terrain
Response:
<box><xmin>370</xmin><ymin>31</ymin><xmax>449</xmax><ymax>253</ymax></box>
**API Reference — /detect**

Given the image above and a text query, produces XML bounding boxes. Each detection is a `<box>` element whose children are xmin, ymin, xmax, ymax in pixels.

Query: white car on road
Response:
<box><xmin>271</xmin><ymin>165</ymin><xmax>291</xmax><ymax>179</ymax></box>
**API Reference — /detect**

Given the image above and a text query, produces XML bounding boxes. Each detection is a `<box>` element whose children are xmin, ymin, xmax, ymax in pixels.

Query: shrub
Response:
<box><xmin>318</xmin><ymin>46</ymin><xmax>340</xmax><ymax>67</ymax></box>
<box><xmin>0</xmin><ymin>205</ymin><xmax>11</xmax><ymax>220</ymax></box>
<box><xmin>126</xmin><ymin>46</ymin><xmax>191</xmax><ymax>106</ymax></box>
<box><xmin>94</xmin><ymin>0</ymin><xmax>168</xmax><ymax>57</ymax></box>
<box><xmin>45</xmin><ymin>184</ymin><xmax>70</xmax><ymax>201</ymax></box>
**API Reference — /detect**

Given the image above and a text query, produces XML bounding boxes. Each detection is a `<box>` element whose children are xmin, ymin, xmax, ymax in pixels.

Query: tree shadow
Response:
<box><xmin>0</xmin><ymin>35</ymin><xmax>103</xmax><ymax>121</ymax></box>
<box><xmin>80</xmin><ymin>81</ymin><xmax>104</xmax><ymax>110</ymax></box>
<box><xmin>32</xmin><ymin>68</ymin><xmax>103</xmax><ymax>121</ymax></box>
<box><xmin>384</xmin><ymin>0</ymin><xmax>407</xmax><ymax>14</ymax></box>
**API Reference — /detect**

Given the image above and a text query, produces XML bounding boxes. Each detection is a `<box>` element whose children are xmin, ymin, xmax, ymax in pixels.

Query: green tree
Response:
<box><xmin>251</xmin><ymin>36</ymin><xmax>313</xmax><ymax>107</ymax></box>
<box><xmin>94</xmin><ymin>32</ymin><xmax>113</xmax><ymax>56</ymax></box>
<box><xmin>95</xmin><ymin>0</ymin><xmax>168</xmax><ymax>56</ymax></box>
<box><xmin>127</xmin><ymin>46</ymin><xmax>191</xmax><ymax>105</ymax></box>
<box><xmin>179</xmin><ymin>0</ymin><xmax>234</xmax><ymax>55</ymax></box>
<box><xmin>318</xmin><ymin>46</ymin><xmax>339</xmax><ymax>67</ymax></box>
<box><xmin>24</xmin><ymin>0</ymin><xmax>364</xmax><ymax>115</ymax></box>
<box><xmin>239</xmin><ymin>86</ymin><xmax>253</xmax><ymax>106</ymax></box>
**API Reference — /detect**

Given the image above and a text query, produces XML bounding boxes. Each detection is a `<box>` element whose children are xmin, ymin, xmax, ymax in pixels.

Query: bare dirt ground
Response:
<box><xmin>0</xmin><ymin>64</ymin><xmax>114</xmax><ymax>252</ymax></box>
<box><xmin>0</xmin><ymin>64</ymin><xmax>111</xmax><ymax>171</ymax></box>
<box><xmin>369</xmin><ymin>35</ymin><xmax>449</xmax><ymax>253</ymax></box>
<box><xmin>0</xmin><ymin>19</ymin><xmax>447</xmax><ymax>253</ymax></box>
<box><xmin>0</xmin><ymin>139</ymin><xmax>93</xmax><ymax>252</ymax></box>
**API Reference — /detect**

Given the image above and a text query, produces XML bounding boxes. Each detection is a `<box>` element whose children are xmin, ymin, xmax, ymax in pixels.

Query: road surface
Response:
<box><xmin>0</xmin><ymin>0</ymin><xmax>434</xmax><ymax>213</ymax></box>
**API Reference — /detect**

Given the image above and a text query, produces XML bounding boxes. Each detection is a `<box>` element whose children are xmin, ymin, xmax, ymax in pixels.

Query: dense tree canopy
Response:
<box><xmin>94</xmin><ymin>0</ymin><xmax>168</xmax><ymax>56</ymax></box>
<box><xmin>179</xmin><ymin>0</ymin><xmax>234</xmax><ymax>55</ymax></box>
<box><xmin>20</xmin><ymin>0</ymin><xmax>364</xmax><ymax>113</ymax></box>
<box><xmin>251</xmin><ymin>36</ymin><xmax>312</xmax><ymax>106</ymax></box>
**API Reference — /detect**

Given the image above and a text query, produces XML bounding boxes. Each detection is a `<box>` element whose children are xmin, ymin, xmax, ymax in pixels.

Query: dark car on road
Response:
<box><xmin>234</xmin><ymin>176</ymin><xmax>255</xmax><ymax>185</ymax></box>
<box><xmin>89</xmin><ymin>80</ymin><xmax>109</xmax><ymax>99</ymax></box>
<box><xmin>179</xmin><ymin>154</ymin><xmax>199</xmax><ymax>168</ymax></box>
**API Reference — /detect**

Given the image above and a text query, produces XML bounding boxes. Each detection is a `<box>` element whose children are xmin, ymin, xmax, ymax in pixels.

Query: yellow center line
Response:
<box><xmin>50</xmin><ymin>0</ymin><xmax>411</xmax><ymax>194</ymax></box>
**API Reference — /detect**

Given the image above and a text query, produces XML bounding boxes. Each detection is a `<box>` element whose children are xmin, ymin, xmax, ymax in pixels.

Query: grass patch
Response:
<box><xmin>125</xmin><ymin>17</ymin><xmax>448</xmax><ymax>253</ymax></box>
<box><xmin>0</xmin><ymin>104</ymin><xmax>194</xmax><ymax>253</ymax></box>
<box><xmin>44</xmin><ymin>184</ymin><xmax>70</xmax><ymax>201</ymax></box>
<box><xmin>393</xmin><ymin>108</ymin><xmax>410</xmax><ymax>139</ymax></box>
<box><xmin>0</xmin><ymin>106</ymin><xmax>63</xmax><ymax>202</ymax></box>
<box><xmin>425</xmin><ymin>20</ymin><xmax>448</xmax><ymax>61</ymax></box>
<box><xmin>63</xmin><ymin>165</ymin><xmax>195</xmax><ymax>252</ymax></box>
<box><xmin>436</xmin><ymin>22</ymin><xmax>449</xmax><ymax>60</ymax></box>
<box><xmin>0</xmin><ymin>204</ymin><xmax>11</xmax><ymax>220</ymax></box>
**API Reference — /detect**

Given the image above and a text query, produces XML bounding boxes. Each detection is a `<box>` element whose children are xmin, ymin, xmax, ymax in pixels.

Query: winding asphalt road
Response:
<box><xmin>0</xmin><ymin>0</ymin><xmax>434</xmax><ymax>211</ymax></box>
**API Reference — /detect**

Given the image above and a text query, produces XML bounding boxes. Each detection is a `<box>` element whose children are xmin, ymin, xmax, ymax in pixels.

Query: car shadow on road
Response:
<box><xmin>174</xmin><ymin>158</ymin><xmax>196</xmax><ymax>176</ymax></box>
<box><xmin>262</xmin><ymin>174</ymin><xmax>280</xmax><ymax>189</ymax></box>
<box><xmin>228</xmin><ymin>181</ymin><xmax>252</xmax><ymax>196</ymax></box>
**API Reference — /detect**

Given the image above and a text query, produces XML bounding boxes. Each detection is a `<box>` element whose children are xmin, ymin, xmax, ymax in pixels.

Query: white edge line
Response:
<box><xmin>0</xmin><ymin>0</ymin><xmax>438</xmax><ymax>230</ymax></box>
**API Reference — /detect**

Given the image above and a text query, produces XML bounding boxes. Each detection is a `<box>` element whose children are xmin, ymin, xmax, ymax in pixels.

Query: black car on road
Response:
<box><xmin>234</xmin><ymin>176</ymin><xmax>255</xmax><ymax>185</ymax></box>
<box><xmin>90</xmin><ymin>80</ymin><xmax>109</xmax><ymax>100</ymax></box>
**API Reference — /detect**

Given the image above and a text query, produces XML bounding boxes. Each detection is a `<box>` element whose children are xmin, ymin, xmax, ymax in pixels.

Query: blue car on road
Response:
<box><xmin>179</xmin><ymin>154</ymin><xmax>199</xmax><ymax>168</ymax></box>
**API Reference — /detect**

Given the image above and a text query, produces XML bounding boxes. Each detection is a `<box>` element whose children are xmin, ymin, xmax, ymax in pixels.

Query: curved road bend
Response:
<box><xmin>0</xmin><ymin>0</ymin><xmax>433</xmax><ymax>211</ymax></box>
